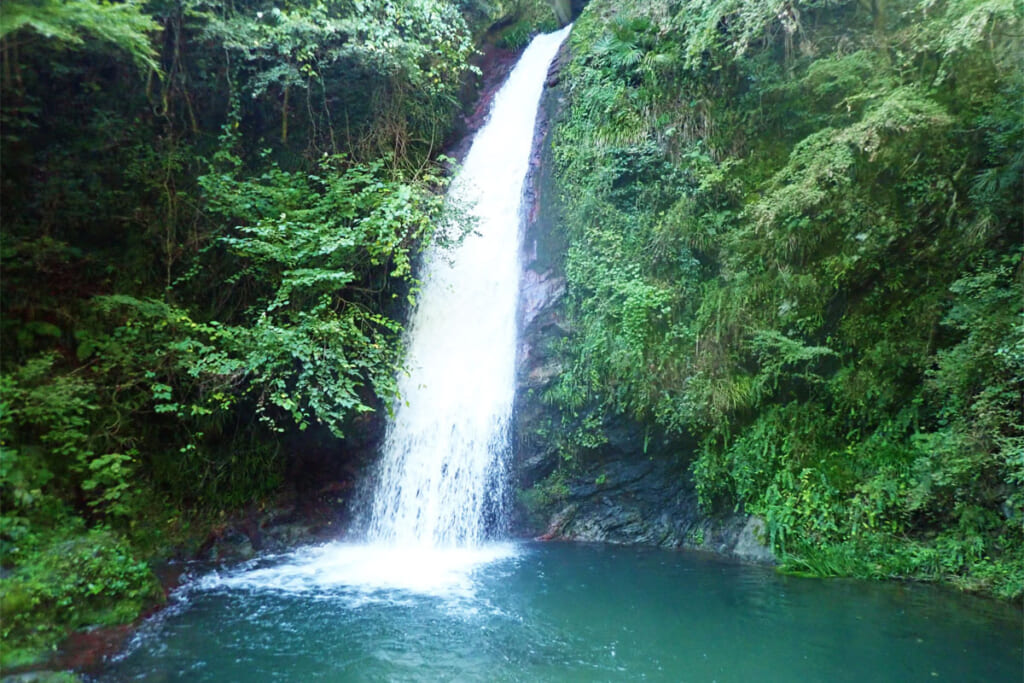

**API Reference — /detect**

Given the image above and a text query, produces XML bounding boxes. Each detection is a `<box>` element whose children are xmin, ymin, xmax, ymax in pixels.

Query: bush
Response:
<box><xmin>0</xmin><ymin>526</ymin><xmax>161</xmax><ymax>669</ymax></box>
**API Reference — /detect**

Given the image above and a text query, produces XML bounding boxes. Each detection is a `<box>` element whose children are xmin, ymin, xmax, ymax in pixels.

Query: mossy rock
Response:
<box><xmin>1</xmin><ymin>528</ymin><xmax>161</xmax><ymax>665</ymax></box>
<box><xmin>0</xmin><ymin>582</ymin><xmax>36</xmax><ymax>621</ymax></box>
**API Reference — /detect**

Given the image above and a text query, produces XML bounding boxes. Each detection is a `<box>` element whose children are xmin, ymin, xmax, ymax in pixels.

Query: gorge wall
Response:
<box><xmin>511</xmin><ymin>44</ymin><xmax>773</xmax><ymax>564</ymax></box>
<box><xmin>507</xmin><ymin>0</ymin><xmax>1023</xmax><ymax>600</ymax></box>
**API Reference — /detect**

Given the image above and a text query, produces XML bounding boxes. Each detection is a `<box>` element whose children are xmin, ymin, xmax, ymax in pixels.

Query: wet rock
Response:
<box><xmin>522</xmin><ymin>455</ymin><xmax>773</xmax><ymax>564</ymax></box>
<box><xmin>512</xmin><ymin>38</ymin><xmax>774</xmax><ymax>566</ymax></box>
<box><xmin>519</xmin><ymin>268</ymin><xmax>565</xmax><ymax>331</ymax></box>
<box><xmin>195</xmin><ymin>497</ymin><xmax>347</xmax><ymax>564</ymax></box>
<box><xmin>733</xmin><ymin>516</ymin><xmax>774</xmax><ymax>564</ymax></box>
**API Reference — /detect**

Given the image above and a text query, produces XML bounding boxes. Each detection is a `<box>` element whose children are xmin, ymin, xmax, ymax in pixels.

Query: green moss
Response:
<box><xmin>519</xmin><ymin>470</ymin><xmax>572</xmax><ymax>522</ymax></box>
<box><xmin>0</xmin><ymin>527</ymin><xmax>163</xmax><ymax>665</ymax></box>
<box><xmin>548</xmin><ymin>0</ymin><xmax>1023</xmax><ymax>597</ymax></box>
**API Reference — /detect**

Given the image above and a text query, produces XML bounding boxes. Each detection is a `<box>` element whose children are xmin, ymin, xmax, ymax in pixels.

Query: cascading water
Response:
<box><xmin>187</xmin><ymin>27</ymin><xmax>572</xmax><ymax>600</ymax></box>
<box><xmin>93</xmin><ymin>25</ymin><xmax>1024</xmax><ymax>680</ymax></box>
<box><xmin>90</xmin><ymin>24</ymin><xmax>1024</xmax><ymax>683</ymax></box>
<box><xmin>365</xmin><ymin>26</ymin><xmax>572</xmax><ymax>548</ymax></box>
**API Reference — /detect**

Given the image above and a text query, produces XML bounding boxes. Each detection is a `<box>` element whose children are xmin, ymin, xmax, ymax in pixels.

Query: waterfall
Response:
<box><xmin>185</xmin><ymin>28</ymin><xmax>572</xmax><ymax>600</ymax></box>
<box><xmin>365</xmin><ymin>26</ymin><xmax>572</xmax><ymax>548</ymax></box>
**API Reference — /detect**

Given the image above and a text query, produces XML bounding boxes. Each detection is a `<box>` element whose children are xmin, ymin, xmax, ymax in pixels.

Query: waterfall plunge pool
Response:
<box><xmin>94</xmin><ymin>541</ymin><xmax>1021</xmax><ymax>682</ymax></box>
<box><xmin>93</xmin><ymin>27</ymin><xmax>1021</xmax><ymax>683</ymax></box>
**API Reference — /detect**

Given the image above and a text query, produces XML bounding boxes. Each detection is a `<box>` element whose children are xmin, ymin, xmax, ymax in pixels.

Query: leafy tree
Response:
<box><xmin>0</xmin><ymin>0</ymin><xmax>159</xmax><ymax>70</ymax></box>
<box><xmin>0</xmin><ymin>0</ymin><xmax>532</xmax><ymax>662</ymax></box>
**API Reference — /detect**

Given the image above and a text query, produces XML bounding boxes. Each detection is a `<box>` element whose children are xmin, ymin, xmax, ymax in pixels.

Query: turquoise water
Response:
<box><xmin>96</xmin><ymin>542</ymin><xmax>1021</xmax><ymax>682</ymax></box>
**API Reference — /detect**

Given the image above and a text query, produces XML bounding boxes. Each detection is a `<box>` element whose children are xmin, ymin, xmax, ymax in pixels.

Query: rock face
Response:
<box><xmin>511</xmin><ymin>43</ymin><xmax>773</xmax><ymax>565</ymax></box>
<box><xmin>532</xmin><ymin>456</ymin><xmax>774</xmax><ymax>564</ymax></box>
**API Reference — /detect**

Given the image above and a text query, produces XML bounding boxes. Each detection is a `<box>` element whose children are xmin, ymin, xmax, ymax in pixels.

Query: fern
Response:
<box><xmin>0</xmin><ymin>0</ymin><xmax>159</xmax><ymax>71</ymax></box>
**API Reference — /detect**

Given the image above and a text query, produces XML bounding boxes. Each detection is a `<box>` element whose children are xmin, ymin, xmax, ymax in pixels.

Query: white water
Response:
<box><xmin>195</xmin><ymin>542</ymin><xmax>520</xmax><ymax>600</ymax></box>
<box><xmin>365</xmin><ymin>25</ymin><xmax>572</xmax><ymax>549</ymax></box>
<box><xmin>190</xmin><ymin>29</ymin><xmax>572</xmax><ymax>600</ymax></box>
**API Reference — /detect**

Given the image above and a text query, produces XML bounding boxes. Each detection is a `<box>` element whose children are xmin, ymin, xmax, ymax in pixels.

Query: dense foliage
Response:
<box><xmin>2</xmin><ymin>0</ymin><xmax>1019</xmax><ymax>667</ymax></box>
<box><xmin>546</xmin><ymin>0</ymin><xmax>1022</xmax><ymax>597</ymax></box>
<box><xmin>0</xmin><ymin>0</ymin><xmax>559</xmax><ymax>666</ymax></box>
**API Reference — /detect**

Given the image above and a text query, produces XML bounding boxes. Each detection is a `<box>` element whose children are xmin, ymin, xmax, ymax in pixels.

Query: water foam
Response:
<box><xmin>196</xmin><ymin>542</ymin><xmax>521</xmax><ymax>601</ymax></box>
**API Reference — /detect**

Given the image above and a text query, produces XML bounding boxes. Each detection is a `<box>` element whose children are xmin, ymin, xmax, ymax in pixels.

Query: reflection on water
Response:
<box><xmin>96</xmin><ymin>542</ymin><xmax>1022</xmax><ymax>682</ymax></box>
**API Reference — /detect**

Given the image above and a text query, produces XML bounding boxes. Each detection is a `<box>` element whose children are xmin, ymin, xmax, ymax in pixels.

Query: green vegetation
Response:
<box><xmin>548</xmin><ymin>0</ymin><xmax>1022</xmax><ymax>598</ymax></box>
<box><xmin>3</xmin><ymin>0</ymin><xmax>1019</xmax><ymax>668</ymax></box>
<box><xmin>0</xmin><ymin>0</ymin><xmax>561</xmax><ymax>667</ymax></box>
